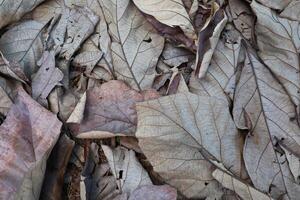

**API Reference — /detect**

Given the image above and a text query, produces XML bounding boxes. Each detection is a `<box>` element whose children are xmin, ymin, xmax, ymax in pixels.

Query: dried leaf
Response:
<box><xmin>233</xmin><ymin>45</ymin><xmax>300</xmax><ymax>199</ymax></box>
<box><xmin>102</xmin><ymin>145</ymin><xmax>152</xmax><ymax>194</ymax></box>
<box><xmin>256</xmin><ymin>0</ymin><xmax>291</xmax><ymax>10</ymax></box>
<box><xmin>213</xmin><ymin>169</ymin><xmax>273</xmax><ymax>200</ymax></box>
<box><xmin>100</xmin><ymin>0</ymin><xmax>164</xmax><ymax>90</ymax></box>
<box><xmin>161</xmin><ymin>42</ymin><xmax>194</xmax><ymax>68</ymax></box>
<box><xmin>72</xmin><ymin>34</ymin><xmax>103</xmax><ymax>75</ymax></box>
<box><xmin>195</xmin><ymin>7</ymin><xmax>227</xmax><ymax>78</ymax></box>
<box><xmin>70</xmin><ymin>80</ymin><xmax>159</xmax><ymax>138</ymax></box>
<box><xmin>280</xmin><ymin>1</ymin><xmax>300</xmax><ymax>21</ymax></box>
<box><xmin>0</xmin><ymin>87</ymin><xmax>62</xmax><ymax>199</ymax></box>
<box><xmin>128</xmin><ymin>185</ymin><xmax>177</xmax><ymax>200</ymax></box>
<box><xmin>251</xmin><ymin>1</ymin><xmax>300</xmax><ymax>114</ymax></box>
<box><xmin>190</xmin><ymin>25</ymin><xmax>242</xmax><ymax>103</ymax></box>
<box><xmin>228</xmin><ymin>0</ymin><xmax>255</xmax><ymax>43</ymax></box>
<box><xmin>135</xmin><ymin>93</ymin><xmax>246</xmax><ymax>198</ymax></box>
<box><xmin>59</xmin><ymin>7</ymin><xmax>99</xmax><ymax>60</ymax></box>
<box><xmin>32</xmin><ymin>50</ymin><xmax>63</xmax><ymax>100</ymax></box>
<box><xmin>0</xmin><ymin>0</ymin><xmax>46</xmax><ymax>29</ymax></box>
<box><xmin>67</xmin><ymin>92</ymin><xmax>86</xmax><ymax>123</ymax></box>
<box><xmin>132</xmin><ymin>0</ymin><xmax>196</xmax><ymax>39</ymax></box>
<box><xmin>81</xmin><ymin>143</ymin><xmax>120</xmax><ymax>200</ymax></box>
<box><xmin>0</xmin><ymin>20</ymin><xmax>47</xmax><ymax>77</ymax></box>
<box><xmin>40</xmin><ymin>134</ymin><xmax>75</xmax><ymax>200</ymax></box>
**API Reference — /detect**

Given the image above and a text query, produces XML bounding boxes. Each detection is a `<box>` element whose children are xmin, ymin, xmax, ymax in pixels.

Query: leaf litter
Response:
<box><xmin>1</xmin><ymin>0</ymin><xmax>300</xmax><ymax>199</ymax></box>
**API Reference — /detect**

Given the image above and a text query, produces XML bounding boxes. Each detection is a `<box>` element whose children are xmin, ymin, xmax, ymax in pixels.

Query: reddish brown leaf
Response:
<box><xmin>0</xmin><ymin>87</ymin><xmax>62</xmax><ymax>199</ymax></box>
<box><xmin>69</xmin><ymin>80</ymin><xmax>159</xmax><ymax>138</ymax></box>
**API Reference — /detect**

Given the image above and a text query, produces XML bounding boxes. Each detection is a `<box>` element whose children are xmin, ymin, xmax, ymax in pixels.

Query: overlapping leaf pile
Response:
<box><xmin>0</xmin><ymin>0</ymin><xmax>300</xmax><ymax>199</ymax></box>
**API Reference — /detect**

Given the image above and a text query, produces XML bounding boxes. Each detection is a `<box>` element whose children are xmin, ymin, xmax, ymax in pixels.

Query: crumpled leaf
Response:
<box><xmin>135</xmin><ymin>92</ymin><xmax>246</xmax><ymax>198</ymax></box>
<box><xmin>144</xmin><ymin>14</ymin><xmax>196</xmax><ymax>52</ymax></box>
<box><xmin>228</xmin><ymin>0</ymin><xmax>255</xmax><ymax>43</ymax></box>
<box><xmin>72</xmin><ymin>34</ymin><xmax>103</xmax><ymax>75</ymax></box>
<box><xmin>233</xmin><ymin>45</ymin><xmax>300</xmax><ymax>199</ymax></box>
<box><xmin>251</xmin><ymin>1</ymin><xmax>300</xmax><ymax>114</ymax></box>
<box><xmin>81</xmin><ymin>143</ymin><xmax>120</xmax><ymax>200</ymax></box>
<box><xmin>195</xmin><ymin>7</ymin><xmax>227</xmax><ymax>78</ymax></box>
<box><xmin>0</xmin><ymin>0</ymin><xmax>46</xmax><ymax>29</ymax></box>
<box><xmin>99</xmin><ymin>0</ymin><xmax>164</xmax><ymax>90</ymax></box>
<box><xmin>59</xmin><ymin>7</ymin><xmax>99</xmax><ymax>60</ymax></box>
<box><xmin>0</xmin><ymin>20</ymin><xmax>47</xmax><ymax>78</ymax></box>
<box><xmin>132</xmin><ymin>0</ymin><xmax>196</xmax><ymax>39</ymax></box>
<box><xmin>69</xmin><ymin>80</ymin><xmax>159</xmax><ymax>138</ymax></box>
<box><xmin>0</xmin><ymin>87</ymin><xmax>62</xmax><ymax>199</ymax></box>
<box><xmin>212</xmin><ymin>169</ymin><xmax>273</xmax><ymax>200</ymax></box>
<box><xmin>40</xmin><ymin>134</ymin><xmax>74</xmax><ymax>200</ymax></box>
<box><xmin>32</xmin><ymin>50</ymin><xmax>63</xmax><ymax>101</ymax></box>
<box><xmin>161</xmin><ymin>42</ymin><xmax>194</xmax><ymax>68</ymax></box>
<box><xmin>190</xmin><ymin>25</ymin><xmax>242</xmax><ymax>103</ymax></box>
<box><xmin>0</xmin><ymin>86</ymin><xmax>11</xmax><ymax>115</ymax></box>
<box><xmin>102</xmin><ymin>145</ymin><xmax>153</xmax><ymax>194</ymax></box>
<box><xmin>81</xmin><ymin>143</ymin><xmax>177</xmax><ymax>200</ymax></box>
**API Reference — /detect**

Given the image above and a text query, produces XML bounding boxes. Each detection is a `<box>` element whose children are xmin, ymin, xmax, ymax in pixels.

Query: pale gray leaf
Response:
<box><xmin>0</xmin><ymin>20</ymin><xmax>46</xmax><ymax>78</ymax></box>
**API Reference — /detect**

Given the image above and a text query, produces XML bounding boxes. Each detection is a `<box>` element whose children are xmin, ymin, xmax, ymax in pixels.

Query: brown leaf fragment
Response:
<box><xmin>228</xmin><ymin>0</ymin><xmax>255</xmax><ymax>44</ymax></box>
<box><xmin>40</xmin><ymin>134</ymin><xmax>75</xmax><ymax>200</ymax></box>
<box><xmin>195</xmin><ymin>7</ymin><xmax>227</xmax><ymax>78</ymax></box>
<box><xmin>144</xmin><ymin>14</ymin><xmax>197</xmax><ymax>52</ymax></box>
<box><xmin>32</xmin><ymin>50</ymin><xmax>63</xmax><ymax>100</ymax></box>
<box><xmin>0</xmin><ymin>87</ymin><xmax>62</xmax><ymax>199</ymax></box>
<box><xmin>69</xmin><ymin>80</ymin><xmax>160</xmax><ymax>138</ymax></box>
<box><xmin>59</xmin><ymin>7</ymin><xmax>99</xmax><ymax>60</ymax></box>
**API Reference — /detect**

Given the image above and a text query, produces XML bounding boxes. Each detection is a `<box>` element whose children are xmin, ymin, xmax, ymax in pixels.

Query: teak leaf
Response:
<box><xmin>100</xmin><ymin>0</ymin><xmax>164</xmax><ymax>90</ymax></box>
<box><xmin>136</xmin><ymin>92</ymin><xmax>245</xmax><ymax>198</ymax></box>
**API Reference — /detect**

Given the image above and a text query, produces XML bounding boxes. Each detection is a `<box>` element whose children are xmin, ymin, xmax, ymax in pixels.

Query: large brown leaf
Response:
<box><xmin>233</xmin><ymin>45</ymin><xmax>300</xmax><ymax>199</ymax></box>
<box><xmin>251</xmin><ymin>1</ymin><xmax>300</xmax><ymax>117</ymax></box>
<box><xmin>0</xmin><ymin>87</ymin><xmax>62</xmax><ymax>199</ymax></box>
<box><xmin>135</xmin><ymin>92</ymin><xmax>245</xmax><ymax>198</ymax></box>
<box><xmin>69</xmin><ymin>80</ymin><xmax>159</xmax><ymax>138</ymax></box>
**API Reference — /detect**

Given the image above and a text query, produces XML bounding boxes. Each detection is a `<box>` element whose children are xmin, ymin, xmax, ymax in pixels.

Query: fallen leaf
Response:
<box><xmin>128</xmin><ymin>185</ymin><xmax>177</xmax><ymax>200</ymax></box>
<box><xmin>132</xmin><ymin>0</ymin><xmax>196</xmax><ymax>39</ymax></box>
<box><xmin>213</xmin><ymin>169</ymin><xmax>273</xmax><ymax>200</ymax></box>
<box><xmin>0</xmin><ymin>87</ymin><xmax>62</xmax><ymax>199</ymax></box>
<box><xmin>135</xmin><ymin>92</ymin><xmax>245</xmax><ymax>198</ymax></box>
<box><xmin>228</xmin><ymin>0</ymin><xmax>255</xmax><ymax>43</ymax></box>
<box><xmin>32</xmin><ymin>50</ymin><xmax>63</xmax><ymax>100</ymax></box>
<box><xmin>280</xmin><ymin>1</ymin><xmax>300</xmax><ymax>21</ymax></box>
<box><xmin>233</xmin><ymin>44</ymin><xmax>300</xmax><ymax>199</ymax></box>
<box><xmin>0</xmin><ymin>0</ymin><xmax>46</xmax><ymax>29</ymax></box>
<box><xmin>189</xmin><ymin>25</ymin><xmax>242</xmax><ymax>103</ymax></box>
<box><xmin>40</xmin><ymin>134</ymin><xmax>75</xmax><ymax>200</ymax></box>
<box><xmin>0</xmin><ymin>20</ymin><xmax>47</xmax><ymax>78</ymax></box>
<box><xmin>99</xmin><ymin>0</ymin><xmax>164</xmax><ymax>90</ymax></box>
<box><xmin>102</xmin><ymin>145</ymin><xmax>152</xmax><ymax>194</ymax></box>
<box><xmin>69</xmin><ymin>80</ymin><xmax>159</xmax><ymax>138</ymax></box>
<box><xmin>251</xmin><ymin>1</ymin><xmax>300</xmax><ymax>115</ymax></box>
<box><xmin>59</xmin><ymin>6</ymin><xmax>99</xmax><ymax>60</ymax></box>
<box><xmin>195</xmin><ymin>7</ymin><xmax>227</xmax><ymax>78</ymax></box>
